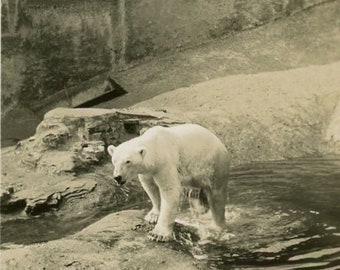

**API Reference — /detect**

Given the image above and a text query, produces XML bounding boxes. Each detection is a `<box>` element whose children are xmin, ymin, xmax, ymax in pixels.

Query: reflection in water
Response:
<box><xmin>1</xmin><ymin>155</ymin><xmax>340</xmax><ymax>269</ymax></box>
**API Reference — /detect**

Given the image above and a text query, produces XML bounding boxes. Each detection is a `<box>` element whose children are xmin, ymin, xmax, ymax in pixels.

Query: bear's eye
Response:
<box><xmin>125</xmin><ymin>160</ymin><xmax>131</xmax><ymax>164</ymax></box>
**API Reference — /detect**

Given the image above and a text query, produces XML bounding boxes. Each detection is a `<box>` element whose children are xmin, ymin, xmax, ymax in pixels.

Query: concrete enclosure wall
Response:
<box><xmin>1</xmin><ymin>0</ymin><xmax>330</xmax><ymax>111</ymax></box>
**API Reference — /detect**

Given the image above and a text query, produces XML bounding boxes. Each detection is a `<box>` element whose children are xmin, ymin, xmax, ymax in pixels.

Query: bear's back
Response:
<box><xmin>142</xmin><ymin>124</ymin><xmax>225</xmax><ymax>151</ymax></box>
<box><xmin>169</xmin><ymin>124</ymin><xmax>229</xmax><ymax>182</ymax></box>
<box><xmin>169</xmin><ymin>124</ymin><xmax>226</xmax><ymax>151</ymax></box>
<box><xmin>139</xmin><ymin>124</ymin><xmax>229</xmax><ymax>181</ymax></box>
<box><xmin>143</xmin><ymin>124</ymin><xmax>227</xmax><ymax>160</ymax></box>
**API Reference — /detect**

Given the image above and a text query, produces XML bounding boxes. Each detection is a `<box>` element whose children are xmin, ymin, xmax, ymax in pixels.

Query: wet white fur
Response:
<box><xmin>108</xmin><ymin>124</ymin><xmax>230</xmax><ymax>241</ymax></box>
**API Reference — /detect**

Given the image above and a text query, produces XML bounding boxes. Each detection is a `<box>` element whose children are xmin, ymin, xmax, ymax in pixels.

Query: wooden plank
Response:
<box><xmin>31</xmin><ymin>73</ymin><xmax>127</xmax><ymax>116</ymax></box>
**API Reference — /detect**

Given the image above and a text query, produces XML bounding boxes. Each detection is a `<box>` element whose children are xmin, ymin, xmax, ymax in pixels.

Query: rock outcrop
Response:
<box><xmin>1</xmin><ymin>108</ymin><xmax>185</xmax><ymax>215</ymax></box>
<box><xmin>15</xmin><ymin>108</ymin><xmax>186</xmax><ymax>175</ymax></box>
<box><xmin>0</xmin><ymin>210</ymin><xmax>202</xmax><ymax>270</ymax></box>
<box><xmin>18</xmin><ymin>179</ymin><xmax>96</xmax><ymax>215</ymax></box>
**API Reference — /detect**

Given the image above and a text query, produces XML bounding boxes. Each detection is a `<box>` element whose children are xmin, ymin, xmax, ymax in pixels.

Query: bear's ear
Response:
<box><xmin>107</xmin><ymin>145</ymin><xmax>116</xmax><ymax>157</ymax></box>
<box><xmin>138</xmin><ymin>147</ymin><xmax>146</xmax><ymax>158</ymax></box>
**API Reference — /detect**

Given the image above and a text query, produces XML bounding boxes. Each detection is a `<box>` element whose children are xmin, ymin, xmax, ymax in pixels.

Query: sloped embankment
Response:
<box><xmin>134</xmin><ymin>62</ymin><xmax>340</xmax><ymax>164</ymax></box>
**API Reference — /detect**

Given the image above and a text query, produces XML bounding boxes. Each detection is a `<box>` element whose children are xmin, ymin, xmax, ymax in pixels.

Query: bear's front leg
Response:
<box><xmin>138</xmin><ymin>174</ymin><xmax>161</xmax><ymax>224</ymax></box>
<box><xmin>148</xmin><ymin>174</ymin><xmax>181</xmax><ymax>242</ymax></box>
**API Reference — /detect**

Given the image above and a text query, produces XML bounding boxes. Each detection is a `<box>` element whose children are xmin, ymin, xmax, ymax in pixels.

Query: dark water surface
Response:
<box><xmin>1</xmin><ymin>155</ymin><xmax>340</xmax><ymax>269</ymax></box>
<box><xmin>195</xmin><ymin>155</ymin><xmax>340</xmax><ymax>269</ymax></box>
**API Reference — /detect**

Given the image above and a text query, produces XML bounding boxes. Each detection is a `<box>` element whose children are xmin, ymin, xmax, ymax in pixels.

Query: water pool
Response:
<box><xmin>1</xmin><ymin>155</ymin><xmax>340</xmax><ymax>269</ymax></box>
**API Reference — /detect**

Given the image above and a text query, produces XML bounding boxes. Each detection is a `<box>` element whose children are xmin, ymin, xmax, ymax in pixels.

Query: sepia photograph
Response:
<box><xmin>1</xmin><ymin>0</ymin><xmax>340</xmax><ymax>269</ymax></box>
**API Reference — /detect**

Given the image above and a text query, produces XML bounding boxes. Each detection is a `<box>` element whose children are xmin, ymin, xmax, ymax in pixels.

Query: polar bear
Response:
<box><xmin>107</xmin><ymin>124</ymin><xmax>230</xmax><ymax>242</ymax></box>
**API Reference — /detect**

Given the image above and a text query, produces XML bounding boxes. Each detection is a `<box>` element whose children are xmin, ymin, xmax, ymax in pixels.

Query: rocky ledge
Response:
<box><xmin>1</xmin><ymin>210</ymin><xmax>201</xmax><ymax>270</ymax></box>
<box><xmin>1</xmin><ymin>108</ymin><xmax>184</xmax><ymax>216</ymax></box>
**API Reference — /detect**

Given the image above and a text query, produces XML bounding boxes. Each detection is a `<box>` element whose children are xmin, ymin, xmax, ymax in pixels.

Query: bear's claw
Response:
<box><xmin>148</xmin><ymin>231</ymin><xmax>174</xmax><ymax>242</ymax></box>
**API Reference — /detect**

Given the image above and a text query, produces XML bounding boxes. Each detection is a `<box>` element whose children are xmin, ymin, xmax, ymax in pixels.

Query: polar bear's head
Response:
<box><xmin>107</xmin><ymin>144</ymin><xmax>146</xmax><ymax>185</ymax></box>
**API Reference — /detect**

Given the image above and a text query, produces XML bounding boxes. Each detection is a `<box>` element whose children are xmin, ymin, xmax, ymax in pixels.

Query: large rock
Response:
<box><xmin>1</xmin><ymin>108</ymin><xmax>182</xmax><ymax>215</ymax></box>
<box><xmin>1</xmin><ymin>210</ymin><xmax>201</xmax><ymax>270</ymax></box>
<box><xmin>0</xmin><ymin>151</ymin><xmax>143</xmax><ymax>216</ymax></box>
<box><xmin>17</xmin><ymin>179</ymin><xmax>96</xmax><ymax>216</ymax></box>
<box><xmin>15</xmin><ymin>108</ymin><xmax>186</xmax><ymax>175</ymax></box>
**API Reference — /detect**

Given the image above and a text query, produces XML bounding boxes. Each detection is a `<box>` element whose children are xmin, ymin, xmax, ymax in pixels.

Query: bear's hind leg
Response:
<box><xmin>138</xmin><ymin>174</ymin><xmax>161</xmax><ymax>224</ymax></box>
<box><xmin>188</xmin><ymin>188</ymin><xmax>209</xmax><ymax>216</ymax></box>
<box><xmin>204</xmin><ymin>185</ymin><xmax>227</xmax><ymax>230</ymax></box>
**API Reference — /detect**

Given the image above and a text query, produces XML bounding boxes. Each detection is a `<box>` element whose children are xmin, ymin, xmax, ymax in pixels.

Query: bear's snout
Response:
<box><xmin>114</xmin><ymin>175</ymin><xmax>126</xmax><ymax>185</ymax></box>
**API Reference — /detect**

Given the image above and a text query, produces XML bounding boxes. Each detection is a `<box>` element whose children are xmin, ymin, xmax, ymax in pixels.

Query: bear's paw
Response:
<box><xmin>148</xmin><ymin>226</ymin><xmax>174</xmax><ymax>242</ymax></box>
<box><xmin>144</xmin><ymin>209</ymin><xmax>159</xmax><ymax>224</ymax></box>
